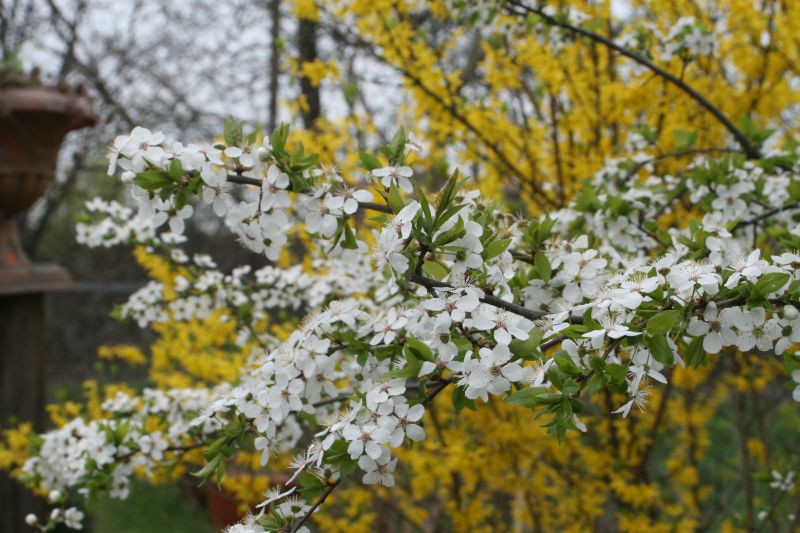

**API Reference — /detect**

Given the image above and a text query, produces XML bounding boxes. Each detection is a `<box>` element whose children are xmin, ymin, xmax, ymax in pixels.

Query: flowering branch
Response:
<box><xmin>20</xmin><ymin>101</ymin><xmax>800</xmax><ymax>531</ymax></box>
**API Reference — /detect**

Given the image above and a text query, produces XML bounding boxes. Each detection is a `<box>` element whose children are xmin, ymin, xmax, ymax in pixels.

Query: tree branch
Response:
<box><xmin>504</xmin><ymin>0</ymin><xmax>761</xmax><ymax>159</ymax></box>
<box><xmin>224</xmin><ymin>173</ymin><xmax>394</xmax><ymax>214</ymax></box>
<box><xmin>290</xmin><ymin>478</ymin><xmax>341</xmax><ymax>533</ymax></box>
<box><xmin>731</xmin><ymin>202</ymin><xmax>799</xmax><ymax>232</ymax></box>
<box><xmin>406</xmin><ymin>271</ymin><xmax>584</xmax><ymax>324</ymax></box>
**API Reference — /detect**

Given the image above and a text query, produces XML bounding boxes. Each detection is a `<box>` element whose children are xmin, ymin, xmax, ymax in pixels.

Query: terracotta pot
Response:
<box><xmin>0</xmin><ymin>86</ymin><xmax>96</xmax><ymax>292</ymax></box>
<box><xmin>0</xmin><ymin>86</ymin><xmax>95</xmax><ymax>218</ymax></box>
<box><xmin>202</xmin><ymin>484</ymin><xmax>242</xmax><ymax>530</ymax></box>
<box><xmin>192</xmin><ymin>473</ymin><xmax>291</xmax><ymax>530</ymax></box>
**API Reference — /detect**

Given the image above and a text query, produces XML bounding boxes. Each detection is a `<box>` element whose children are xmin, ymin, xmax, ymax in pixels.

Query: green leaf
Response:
<box><xmin>508</xmin><ymin>328</ymin><xmax>544</xmax><ymax>359</ymax></box>
<box><xmin>432</xmin><ymin>203</ymin><xmax>466</xmax><ymax>233</ymax></box>
<box><xmin>323</xmin><ymin>439</ymin><xmax>349</xmax><ymax>464</ymax></box>
<box><xmin>605</xmin><ymin>363</ymin><xmax>628</xmax><ymax>383</ymax></box>
<box><xmin>422</xmin><ymin>260</ymin><xmax>449</xmax><ymax>281</ymax></box>
<box><xmin>204</xmin><ymin>435</ymin><xmax>230</xmax><ymax>460</ymax></box>
<box><xmin>433</xmin><ymin>216</ymin><xmax>465</xmax><ymax>247</ymax></box>
<box><xmin>405</xmin><ymin>337</ymin><xmax>434</xmax><ymax>362</ymax></box>
<box><xmin>133</xmin><ymin>170</ymin><xmax>174</xmax><ymax>191</ymax></box>
<box><xmin>224</xmin><ymin>116</ymin><xmax>243</xmax><ymax>147</ymax></box>
<box><xmin>359</xmin><ymin>151</ymin><xmax>382</xmax><ymax>171</ymax></box>
<box><xmin>739</xmin><ymin>114</ymin><xmax>775</xmax><ymax>148</ymax></box>
<box><xmin>635</xmin><ymin>124</ymin><xmax>657</xmax><ymax>144</ymax></box>
<box><xmin>553</xmin><ymin>350</ymin><xmax>581</xmax><ymax>376</ymax></box>
<box><xmin>587</xmin><ymin>373</ymin><xmax>603</xmax><ymax>395</ymax></box>
<box><xmin>753</xmin><ymin>272</ymin><xmax>790</xmax><ymax>296</ymax></box>
<box><xmin>168</xmin><ymin>158</ymin><xmax>184</xmax><ymax>181</ymax></box>
<box><xmin>386</xmin><ymin>344</ymin><xmax>422</xmax><ymax>378</ymax></box>
<box><xmin>387</xmin><ymin>127</ymin><xmax>406</xmax><ymax>165</ymax></box>
<box><xmin>673</xmin><ymin>129</ymin><xmax>698</xmax><ymax>150</ymax></box>
<box><xmin>505</xmin><ymin>386</ymin><xmax>548</xmax><ymax>408</ymax></box>
<box><xmin>188</xmin><ymin>175</ymin><xmax>203</xmax><ymax>194</ymax></box>
<box><xmin>788</xmin><ymin>280</ymin><xmax>800</xmax><ymax>299</ymax></box>
<box><xmin>646</xmin><ymin>309</ymin><xmax>682</xmax><ymax>335</ymax></box>
<box><xmin>339</xmin><ymin>458</ymin><xmax>358</xmax><ymax>479</ymax></box>
<box><xmin>299</xmin><ymin>471</ymin><xmax>325</xmax><ymax>500</ymax></box>
<box><xmin>645</xmin><ymin>334</ymin><xmax>675</xmax><ymax>365</ymax></box>
<box><xmin>533</xmin><ymin>253</ymin><xmax>551</xmax><ymax>281</ymax></box>
<box><xmin>783</xmin><ymin>351</ymin><xmax>800</xmax><ymax>373</ymax></box>
<box><xmin>684</xmin><ymin>335</ymin><xmax>706</xmax><ymax>368</ymax></box>
<box><xmin>414</xmin><ymin>182</ymin><xmax>433</xmax><ymax>231</ymax></box>
<box><xmin>482</xmin><ymin>238</ymin><xmax>511</xmax><ymax>261</ymax></box>
<box><xmin>788</xmin><ymin>180</ymin><xmax>800</xmax><ymax>202</ymax></box>
<box><xmin>647</xmin><ymin>285</ymin><xmax>665</xmax><ymax>304</ymax></box>
<box><xmin>387</xmin><ymin>181</ymin><xmax>405</xmax><ymax>213</ymax></box>
<box><xmin>385</xmin><ymin>360</ymin><xmax>422</xmax><ymax>379</ymax></box>
<box><xmin>289</xmin><ymin>151</ymin><xmax>319</xmax><ymax>172</ymax></box>
<box><xmin>452</xmin><ymin>386</ymin><xmax>475</xmax><ymax>412</ymax></box>
<box><xmin>588</xmin><ymin>355</ymin><xmax>606</xmax><ymax>373</ymax></box>
<box><xmin>568</xmin><ymin>396</ymin><xmax>584</xmax><ymax>413</ymax></box>
<box><xmin>158</xmin><ymin>186</ymin><xmax>175</xmax><ymax>202</ymax></box>
<box><xmin>547</xmin><ymin>364</ymin><xmax>564</xmax><ymax>391</ymax></box>
<box><xmin>174</xmin><ymin>190</ymin><xmax>187</xmax><ymax>211</ymax></box>
<box><xmin>191</xmin><ymin>454</ymin><xmax>222</xmax><ymax>486</ymax></box>
<box><xmin>215</xmin><ymin>457</ymin><xmax>227</xmax><ymax>484</ymax></box>
<box><xmin>223</xmin><ymin>420</ymin><xmax>245</xmax><ymax>439</ymax></box>
<box><xmin>559</xmin><ymin>377</ymin><xmax>580</xmax><ymax>396</ymax></box>
<box><xmin>341</xmin><ymin>221</ymin><xmax>358</xmax><ymax>250</ymax></box>
<box><xmin>237</xmin><ymin>301</ymin><xmax>253</xmax><ymax>323</ymax></box>
<box><xmin>533</xmin><ymin>392</ymin><xmax>564</xmax><ymax>405</ymax></box>
<box><xmin>434</xmin><ymin>169</ymin><xmax>462</xmax><ymax>215</ymax></box>
<box><xmin>270</xmin><ymin>124</ymin><xmax>290</xmax><ymax>156</ymax></box>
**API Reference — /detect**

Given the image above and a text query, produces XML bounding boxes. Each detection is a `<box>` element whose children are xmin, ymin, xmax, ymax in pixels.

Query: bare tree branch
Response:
<box><xmin>504</xmin><ymin>0</ymin><xmax>761</xmax><ymax>159</ymax></box>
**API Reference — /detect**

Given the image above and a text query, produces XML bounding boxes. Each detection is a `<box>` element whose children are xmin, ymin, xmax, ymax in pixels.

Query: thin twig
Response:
<box><xmin>406</xmin><ymin>271</ymin><xmax>584</xmax><ymax>324</ymax></box>
<box><xmin>731</xmin><ymin>202</ymin><xmax>799</xmax><ymax>232</ymax></box>
<box><xmin>224</xmin><ymin>173</ymin><xmax>393</xmax><ymax>213</ymax></box>
<box><xmin>290</xmin><ymin>478</ymin><xmax>341</xmax><ymax>532</ymax></box>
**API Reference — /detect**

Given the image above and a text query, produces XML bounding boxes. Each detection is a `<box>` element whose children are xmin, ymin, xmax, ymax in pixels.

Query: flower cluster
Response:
<box><xmin>20</xmin><ymin>387</ymin><xmax>222</xmax><ymax>528</ymax></box>
<box><xmin>661</xmin><ymin>17</ymin><xmax>719</xmax><ymax>60</ymax></box>
<box><xmin>33</xmin><ymin>113</ymin><xmax>793</xmax><ymax>531</ymax></box>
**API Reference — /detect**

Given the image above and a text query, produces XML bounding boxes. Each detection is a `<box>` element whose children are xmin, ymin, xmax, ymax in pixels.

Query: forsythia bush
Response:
<box><xmin>3</xmin><ymin>1</ymin><xmax>800</xmax><ymax>532</ymax></box>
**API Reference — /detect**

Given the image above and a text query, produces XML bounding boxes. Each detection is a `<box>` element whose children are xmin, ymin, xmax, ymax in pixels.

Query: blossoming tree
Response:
<box><xmin>6</xmin><ymin>1</ymin><xmax>800</xmax><ymax>531</ymax></box>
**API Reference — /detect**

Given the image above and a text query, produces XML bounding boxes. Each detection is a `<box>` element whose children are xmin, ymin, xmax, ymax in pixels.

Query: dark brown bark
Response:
<box><xmin>267</xmin><ymin>0</ymin><xmax>281</xmax><ymax>131</ymax></box>
<box><xmin>297</xmin><ymin>18</ymin><xmax>320</xmax><ymax>129</ymax></box>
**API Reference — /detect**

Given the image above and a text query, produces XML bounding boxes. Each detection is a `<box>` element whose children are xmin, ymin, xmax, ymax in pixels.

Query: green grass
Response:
<box><xmin>92</xmin><ymin>480</ymin><xmax>215</xmax><ymax>533</ymax></box>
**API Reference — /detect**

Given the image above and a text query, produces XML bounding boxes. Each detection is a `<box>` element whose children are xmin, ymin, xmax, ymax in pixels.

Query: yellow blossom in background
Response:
<box><xmin>97</xmin><ymin>344</ymin><xmax>147</xmax><ymax>366</ymax></box>
<box><xmin>2</xmin><ymin>1</ymin><xmax>799</xmax><ymax>531</ymax></box>
<box><xmin>298</xmin><ymin>59</ymin><xmax>340</xmax><ymax>88</ymax></box>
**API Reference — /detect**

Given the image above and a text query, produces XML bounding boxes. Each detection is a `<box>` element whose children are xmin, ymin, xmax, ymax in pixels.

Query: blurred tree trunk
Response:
<box><xmin>267</xmin><ymin>0</ymin><xmax>281</xmax><ymax>132</ymax></box>
<box><xmin>297</xmin><ymin>18</ymin><xmax>320</xmax><ymax>129</ymax></box>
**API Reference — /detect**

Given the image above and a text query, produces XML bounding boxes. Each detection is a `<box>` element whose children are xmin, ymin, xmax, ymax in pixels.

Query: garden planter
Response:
<box><xmin>0</xmin><ymin>86</ymin><xmax>95</xmax><ymax>293</ymax></box>
<box><xmin>191</xmin><ymin>472</ymin><xmax>291</xmax><ymax>529</ymax></box>
<box><xmin>202</xmin><ymin>484</ymin><xmax>242</xmax><ymax>530</ymax></box>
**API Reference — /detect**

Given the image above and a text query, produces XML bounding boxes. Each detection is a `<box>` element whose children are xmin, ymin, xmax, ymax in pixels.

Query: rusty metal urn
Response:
<box><xmin>0</xmin><ymin>86</ymin><xmax>96</xmax><ymax>293</ymax></box>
